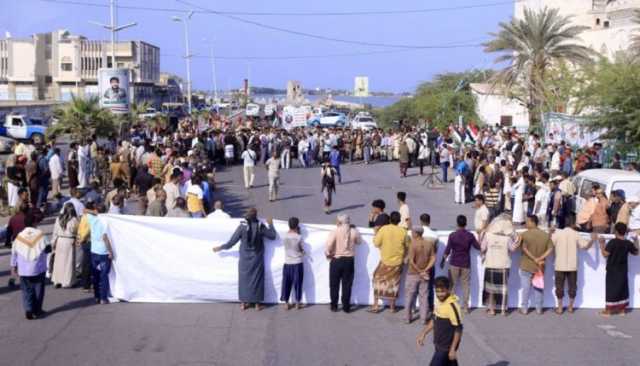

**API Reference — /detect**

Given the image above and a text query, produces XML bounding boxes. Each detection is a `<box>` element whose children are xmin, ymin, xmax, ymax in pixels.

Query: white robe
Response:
<box><xmin>77</xmin><ymin>145</ymin><xmax>90</xmax><ymax>188</ymax></box>
<box><xmin>512</xmin><ymin>177</ymin><xmax>525</xmax><ymax>224</ymax></box>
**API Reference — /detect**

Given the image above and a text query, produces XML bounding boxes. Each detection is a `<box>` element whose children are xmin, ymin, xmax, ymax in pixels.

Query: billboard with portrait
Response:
<box><xmin>98</xmin><ymin>68</ymin><xmax>130</xmax><ymax>114</ymax></box>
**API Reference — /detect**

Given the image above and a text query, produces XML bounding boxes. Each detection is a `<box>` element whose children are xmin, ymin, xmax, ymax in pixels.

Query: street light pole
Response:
<box><xmin>210</xmin><ymin>43</ymin><xmax>218</xmax><ymax>103</ymax></box>
<box><xmin>89</xmin><ymin>0</ymin><xmax>137</xmax><ymax>69</ymax></box>
<box><xmin>173</xmin><ymin>11</ymin><xmax>194</xmax><ymax>115</ymax></box>
<box><xmin>203</xmin><ymin>37</ymin><xmax>218</xmax><ymax>104</ymax></box>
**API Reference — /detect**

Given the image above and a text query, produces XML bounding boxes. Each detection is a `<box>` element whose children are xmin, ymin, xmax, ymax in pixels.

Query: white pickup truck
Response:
<box><xmin>0</xmin><ymin>114</ymin><xmax>48</xmax><ymax>144</ymax></box>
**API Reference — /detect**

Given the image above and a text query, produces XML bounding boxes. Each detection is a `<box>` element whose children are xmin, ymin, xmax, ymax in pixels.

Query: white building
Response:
<box><xmin>0</xmin><ymin>30</ymin><xmax>160</xmax><ymax>103</ymax></box>
<box><xmin>473</xmin><ymin>0</ymin><xmax>640</xmax><ymax>129</ymax></box>
<box><xmin>470</xmin><ymin>83</ymin><xmax>530</xmax><ymax>129</ymax></box>
<box><xmin>516</xmin><ymin>0</ymin><xmax>640</xmax><ymax>59</ymax></box>
<box><xmin>354</xmin><ymin>76</ymin><xmax>369</xmax><ymax>97</ymax></box>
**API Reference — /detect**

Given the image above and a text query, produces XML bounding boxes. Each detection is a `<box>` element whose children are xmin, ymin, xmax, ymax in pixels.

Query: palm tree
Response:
<box><xmin>130</xmin><ymin>100</ymin><xmax>152</xmax><ymax>122</ymax></box>
<box><xmin>484</xmin><ymin>7</ymin><xmax>594</xmax><ymax>126</ymax></box>
<box><xmin>48</xmin><ymin>95</ymin><xmax>117</xmax><ymax>140</ymax></box>
<box><xmin>630</xmin><ymin>10</ymin><xmax>640</xmax><ymax>57</ymax></box>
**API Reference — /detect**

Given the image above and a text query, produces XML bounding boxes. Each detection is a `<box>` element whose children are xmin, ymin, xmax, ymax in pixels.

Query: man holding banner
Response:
<box><xmin>213</xmin><ymin>208</ymin><xmax>276</xmax><ymax>311</ymax></box>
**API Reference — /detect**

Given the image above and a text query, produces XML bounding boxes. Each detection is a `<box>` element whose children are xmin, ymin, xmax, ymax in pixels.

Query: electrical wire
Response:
<box><xmin>36</xmin><ymin>0</ymin><xmax>521</xmax><ymax>17</ymax></box>
<box><xmin>176</xmin><ymin>0</ymin><xmax>483</xmax><ymax>49</ymax></box>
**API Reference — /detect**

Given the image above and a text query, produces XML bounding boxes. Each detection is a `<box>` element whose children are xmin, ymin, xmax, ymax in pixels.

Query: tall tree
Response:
<box><xmin>584</xmin><ymin>58</ymin><xmax>640</xmax><ymax>147</ymax></box>
<box><xmin>483</xmin><ymin>7</ymin><xmax>594</xmax><ymax>126</ymax></box>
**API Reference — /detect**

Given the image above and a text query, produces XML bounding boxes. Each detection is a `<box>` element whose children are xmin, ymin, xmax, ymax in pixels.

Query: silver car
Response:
<box><xmin>0</xmin><ymin>136</ymin><xmax>15</xmax><ymax>153</ymax></box>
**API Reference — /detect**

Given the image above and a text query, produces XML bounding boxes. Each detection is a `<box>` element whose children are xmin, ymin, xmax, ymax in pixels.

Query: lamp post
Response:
<box><xmin>203</xmin><ymin>37</ymin><xmax>218</xmax><ymax>104</ymax></box>
<box><xmin>172</xmin><ymin>11</ymin><xmax>194</xmax><ymax>115</ymax></box>
<box><xmin>89</xmin><ymin>0</ymin><xmax>137</xmax><ymax>69</ymax></box>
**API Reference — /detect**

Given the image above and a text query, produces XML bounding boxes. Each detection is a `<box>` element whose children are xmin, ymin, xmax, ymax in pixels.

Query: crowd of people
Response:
<box><xmin>3</xmin><ymin>116</ymin><xmax>640</xmax><ymax>365</ymax></box>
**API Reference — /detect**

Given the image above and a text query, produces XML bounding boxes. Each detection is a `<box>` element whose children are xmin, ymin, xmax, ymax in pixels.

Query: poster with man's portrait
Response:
<box><xmin>99</xmin><ymin>68</ymin><xmax>130</xmax><ymax>114</ymax></box>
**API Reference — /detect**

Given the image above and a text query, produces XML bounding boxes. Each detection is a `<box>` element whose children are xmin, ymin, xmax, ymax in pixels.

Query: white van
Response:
<box><xmin>572</xmin><ymin>169</ymin><xmax>640</xmax><ymax>214</ymax></box>
<box><xmin>246</xmin><ymin>103</ymin><xmax>260</xmax><ymax>117</ymax></box>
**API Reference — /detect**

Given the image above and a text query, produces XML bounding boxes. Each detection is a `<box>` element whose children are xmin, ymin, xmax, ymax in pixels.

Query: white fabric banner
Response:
<box><xmin>102</xmin><ymin>214</ymin><xmax>640</xmax><ymax>308</ymax></box>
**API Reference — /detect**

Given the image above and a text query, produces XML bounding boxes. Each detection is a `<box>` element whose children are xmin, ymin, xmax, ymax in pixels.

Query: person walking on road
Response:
<box><xmin>10</xmin><ymin>214</ymin><xmax>50</xmax><ymax>319</ymax></box>
<box><xmin>265</xmin><ymin>153</ymin><xmax>281</xmax><ymax>202</ymax></box>
<box><xmin>416</xmin><ymin>276</ymin><xmax>463</xmax><ymax>366</ymax></box>
<box><xmin>51</xmin><ymin>203</ymin><xmax>79</xmax><ymax>288</ymax></box>
<box><xmin>321</xmin><ymin>161</ymin><xmax>337</xmax><ymax>214</ymax></box>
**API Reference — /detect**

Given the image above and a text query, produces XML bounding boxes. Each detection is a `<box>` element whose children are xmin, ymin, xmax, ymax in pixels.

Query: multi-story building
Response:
<box><xmin>472</xmin><ymin>1</ymin><xmax>640</xmax><ymax>129</ymax></box>
<box><xmin>515</xmin><ymin>0</ymin><xmax>640</xmax><ymax>59</ymax></box>
<box><xmin>0</xmin><ymin>29</ymin><xmax>160</xmax><ymax>104</ymax></box>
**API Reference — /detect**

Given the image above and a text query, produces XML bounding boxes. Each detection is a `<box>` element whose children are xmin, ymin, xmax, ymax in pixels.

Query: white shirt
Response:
<box><xmin>48</xmin><ymin>154</ymin><xmax>63</xmax><ymax>180</ymax></box>
<box><xmin>551</xmin><ymin>151</ymin><xmax>561</xmax><ymax>171</ymax></box>
<box><xmin>399</xmin><ymin>203</ymin><xmax>411</xmax><ymax>229</ymax></box>
<box><xmin>241</xmin><ymin>150</ymin><xmax>256</xmax><ymax>167</ymax></box>
<box><xmin>207</xmin><ymin>209</ymin><xmax>231</xmax><ymax>220</ymax></box>
<box><xmin>534</xmin><ymin>185</ymin><xmax>550</xmax><ymax>216</ymax></box>
<box><xmin>630</xmin><ymin>206</ymin><xmax>640</xmax><ymax>230</ymax></box>
<box><xmin>474</xmin><ymin>205</ymin><xmax>490</xmax><ymax>231</ymax></box>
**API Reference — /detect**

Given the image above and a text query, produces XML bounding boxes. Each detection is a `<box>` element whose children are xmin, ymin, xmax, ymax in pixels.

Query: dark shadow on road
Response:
<box><xmin>339</xmin><ymin>180</ymin><xmax>361</xmax><ymax>185</ymax></box>
<box><xmin>277</xmin><ymin>194</ymin><xmax>313</xmax><ymax>202</ymax></box>
<box><xmin>215</xmin><ymin>180</ymin><xmax>234</xmax><ymax>185</ymax></box>
<box><xmin>214</xmin><ymin>181</ymin><xmax>251</xmax><ymax>218</ymax></box>
<box><xmin>331</xmin><ymin>204</ymin><xmax>365</xmax><ymax>214</ymax></box>
<box><xmin>0</xmin><ymin>251</ymin><xmax>11</xmax><ymax>257</ymax></box>
<box><xmin>46</xmin><ymin>297</ymin><xmax>96</xmax><ymax>316</ymax></box>
<box><xmin>487</xmin><ymin>362</ymin><xmax>510</xmax><ymax>366</ymax></box>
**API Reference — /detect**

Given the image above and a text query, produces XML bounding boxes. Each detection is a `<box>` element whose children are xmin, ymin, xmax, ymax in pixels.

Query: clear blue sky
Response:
<box><xmin>2</xmin><ymin>0</ymin><xmax>514</xmax><ymax>93</ymax></box>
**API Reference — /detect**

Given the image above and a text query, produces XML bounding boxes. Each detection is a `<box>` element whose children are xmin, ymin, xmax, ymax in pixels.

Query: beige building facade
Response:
<box><xmin>0</xmin><ymin>29</ymin><xmax>160</xmax><ymax>103</ymax></box>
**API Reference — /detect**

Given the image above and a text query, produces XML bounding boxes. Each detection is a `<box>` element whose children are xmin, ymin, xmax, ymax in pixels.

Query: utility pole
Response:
<box><xmin>203</xmin><ymin>37</ymin><xmax>218</xmax><ymax>103</ymax></box>
<box><xmin>89</xmin><ymin>0</ymin><xmax>137</xmax><ymax>68</ymax></box>
<box><xmin>173</xmin><ymin>11</ymin><xmax>194</xmax><ymax>114</ymax></box>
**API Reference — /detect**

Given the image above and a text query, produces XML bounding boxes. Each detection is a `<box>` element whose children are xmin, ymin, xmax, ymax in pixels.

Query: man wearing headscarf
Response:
<box><xmin>213</xmin><ymin>208</ymin><xmax>276</xmax><ymax>311</ymax></box>
<box><xmin>11</xmin><ymin>214</ymin><xmax>50</xmax><ymax>319</ymax></box>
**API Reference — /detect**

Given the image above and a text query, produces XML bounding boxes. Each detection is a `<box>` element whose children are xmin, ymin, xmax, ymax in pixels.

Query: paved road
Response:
<box><xmin>0</xmin><ymin>162</ymin><xmax>639</xmax><ymax>366</ymax></box>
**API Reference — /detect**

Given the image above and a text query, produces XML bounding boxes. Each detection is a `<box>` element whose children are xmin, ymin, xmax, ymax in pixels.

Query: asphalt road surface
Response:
<box><xmin>0</xmin><ymin>161</ymin><xmax>638</xmax><ymax>366</ymax></box>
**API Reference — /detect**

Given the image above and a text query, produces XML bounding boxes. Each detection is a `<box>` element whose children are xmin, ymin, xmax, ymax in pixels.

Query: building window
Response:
<box><xmin>61</xmin><ymin>63</ymin><xmax>73</xmax><ymax>71</ymax></box>
<box><xmin>604</xmin><ymin>20</ymin><xmax>610</xmax><ymax>28</ymax></box>
<box><xmin>596</xmin><ymin>18</ymin><xmax>600</xmax><ymax>26</ymax></box>
<box><xmin>117</xmin><ymin>62</ymin><xmax>125</xmax><ymax>68</ymax></box>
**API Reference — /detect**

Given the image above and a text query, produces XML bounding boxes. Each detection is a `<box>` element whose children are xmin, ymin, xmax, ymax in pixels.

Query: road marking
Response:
<box><xmin>597</xmin><ymin>324</ymin><xmax>632</xmax><ymax>339</ymax></box>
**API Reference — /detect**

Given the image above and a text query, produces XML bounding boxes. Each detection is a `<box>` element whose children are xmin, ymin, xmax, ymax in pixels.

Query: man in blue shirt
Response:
<box><xmin>329</xmin><ymin>145</ymin><xmax>342</xmax><ymax>184</ymax></box>
<box><xmin>87</xmin><ymin>203</ymin><xmax>115</xmax><ymax>305</ymax></box>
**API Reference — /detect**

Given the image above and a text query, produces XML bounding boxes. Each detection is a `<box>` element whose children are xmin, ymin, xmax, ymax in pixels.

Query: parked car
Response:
<box><xmin>246</xmin><ymin>103</ymin><xmax>260</xmax><ymax>117</ymax></box>
<box><xmin>264</xmin><ymin>104</ymin><xmax>276</xmax><ymax>117</ymax></box>
<box><xmin>138</xmin><ymin>107</ymin><xmax>159</xmax><ymax>120</ymax></box>
<box><xmin>572</xmin><ymin>169</ymin><xmax>640</xmax><ymax>214</ymax></box>
<box><xmin>0</xmin><ymin>114</ymin><xmax>48</xmax><ymax>144</ymax></box>
<box><xmin>350</xmin><ymin>113</ymin><xmax>378</xmax><ymax>130</ymax></box>
<box><xmin>307</xmin><ymin>111</ymin><xmax>347</xmax><ymax>128</ymax></box>
<box><xmin>0</xmin><ymin>135</ymin><xmax>15</xmax><ymax>153</ymax></box>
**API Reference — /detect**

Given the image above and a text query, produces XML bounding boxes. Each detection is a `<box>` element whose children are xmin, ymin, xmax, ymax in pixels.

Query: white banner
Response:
<box><xmin>102</xmin><ymin>214</ymin><xmax>640</xmax><ymax>308</ymax></box>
